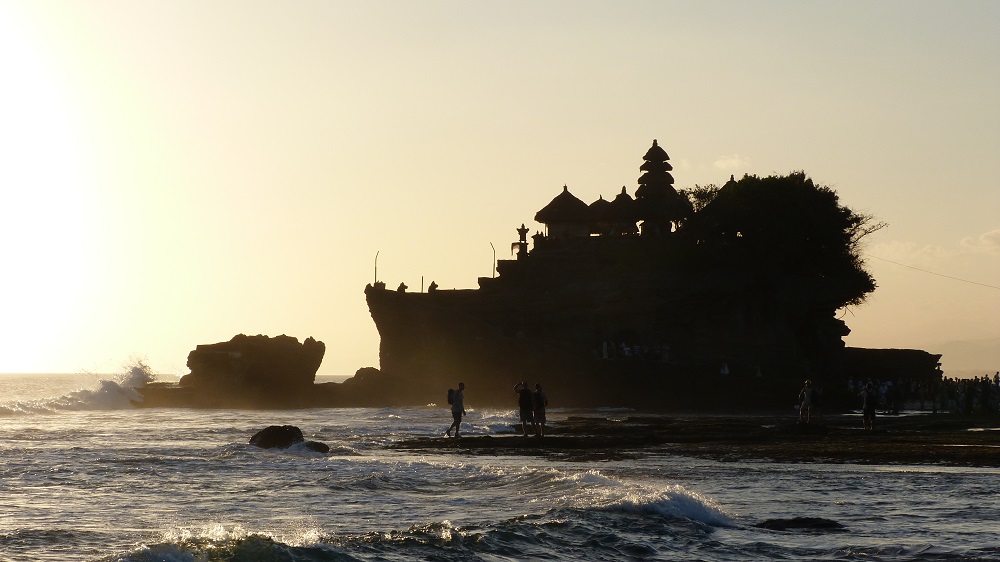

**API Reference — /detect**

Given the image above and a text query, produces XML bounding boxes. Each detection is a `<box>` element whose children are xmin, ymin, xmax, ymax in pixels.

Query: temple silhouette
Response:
<box><xmin>364</xmin><ymin>139</ymin><xmax>942</xmax><ymax>409</ymax></box>
<box><xmin>135</xmin><ymin>139</ymin><xmax>943</xmax><ymax>409</ymax></box>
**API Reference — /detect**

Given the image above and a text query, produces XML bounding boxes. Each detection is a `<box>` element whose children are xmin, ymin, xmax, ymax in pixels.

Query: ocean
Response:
<box><xmin>1</xmin><ymin>367</ymin><xmax>998</xmax><ymax>561</ymax></box>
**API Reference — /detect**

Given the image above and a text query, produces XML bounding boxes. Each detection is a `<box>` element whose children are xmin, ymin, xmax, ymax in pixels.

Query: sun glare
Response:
<box><xmin>0</xmin><ymin>7</ymin><xmax>93</xmax><ymax>372</ymax></box>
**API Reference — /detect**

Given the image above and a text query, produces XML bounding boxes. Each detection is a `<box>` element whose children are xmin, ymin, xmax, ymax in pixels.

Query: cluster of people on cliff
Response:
<box><xmin>846</xmin><ymin>373</ymin><xmax>1000</xmax><ymax>415</ymax></box>
<box><xmin>444</xmin><ymin>381</ymin><xmax>549</xmax><ymax>438</ymax></box>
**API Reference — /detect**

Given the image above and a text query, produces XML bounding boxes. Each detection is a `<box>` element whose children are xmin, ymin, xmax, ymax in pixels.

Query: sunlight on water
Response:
<box><xmin>0</xmin><ymin>375</ymin><xmax>998</xmax><ymax>561</ymax></box>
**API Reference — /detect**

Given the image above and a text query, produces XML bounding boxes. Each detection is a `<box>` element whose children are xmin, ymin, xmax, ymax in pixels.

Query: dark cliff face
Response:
<box><xmin>365</xmin><ymin>271</ymin><xmax>945</xmax><ymax>410</ymax></box>
<box><xmin>365</xmin><ymin>236</ymin><xmax>849</xmax><ymax>409</ymax></box>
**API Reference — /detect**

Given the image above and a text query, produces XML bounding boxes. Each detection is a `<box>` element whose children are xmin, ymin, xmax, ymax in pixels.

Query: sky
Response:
<box><xmin>1</xmin><ymin>1</ymin><xmax>998</xmax><ymax>378</ymax></box>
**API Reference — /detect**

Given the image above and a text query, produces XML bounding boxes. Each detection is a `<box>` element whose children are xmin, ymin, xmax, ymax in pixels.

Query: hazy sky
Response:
<box><xmin>1</xmin><ymin>1</ymin><xmax>998</xmax><ymax>377</ymax></box>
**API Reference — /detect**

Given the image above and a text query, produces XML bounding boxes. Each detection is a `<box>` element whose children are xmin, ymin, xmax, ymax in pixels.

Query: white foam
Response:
<box><xmin>602</xmin><ymin>485</ymin><xmax>733</xmax><ymax>526</ymax></box>
<box><xmin>550</xmin><ymin>467</ymin><xmax>734</xmax><ymax>526</ymax></box>
<box><xmin>0</xmin><ymin>361</ymin><xmax>155</xmax><ymax>414</ymax></box>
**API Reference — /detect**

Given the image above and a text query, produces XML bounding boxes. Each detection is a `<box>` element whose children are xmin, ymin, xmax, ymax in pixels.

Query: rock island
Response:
<box><xmin>137</xmin><ymin>139</ymin><xmax>942</xmax><ymax>410</ymax></box>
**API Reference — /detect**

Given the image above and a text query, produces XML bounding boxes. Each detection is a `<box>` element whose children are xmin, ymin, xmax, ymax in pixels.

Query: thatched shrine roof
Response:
<box><xmin>535</xmin><ymin>185</ymin><xmax>590</xmax><ymax>224</ymax></box>
<box><xmin>588</xmin><ymin>195</ymin><xmax>613</xmax><ymax>222</ymax></box>
<box><xmin>610</xmin><ymin>186</ymin><xmax>638</xmax><ymax>221</ymax></box>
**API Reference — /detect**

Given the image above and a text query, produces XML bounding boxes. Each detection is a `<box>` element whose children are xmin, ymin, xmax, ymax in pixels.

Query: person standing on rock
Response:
<box><xmin>514</xmin><ymin>381</ymin><xmax>535</xmax><ymax>436</ymax></box>
<box><xmin>798</xmin><ymin>380</ymin><xmax>814</xmax><ymax>424</ymax></box>
<box><xmin>860</xmin><ymin>381</ymin><xmax>877</xmax><ymax>431</ymax></box>
<box><xmin>446</xmin><ymin>382</ymin><xmax>465</xmax><ymax>438</ymax></box>
<box><xmin>533</xmin><ymin>383</ymin><xmax>548</xmax><ymax>437</ymax></box>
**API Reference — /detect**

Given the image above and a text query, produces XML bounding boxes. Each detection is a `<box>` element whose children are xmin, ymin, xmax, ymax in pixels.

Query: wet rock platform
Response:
<box><xmin>390</xmin><ymin>412</ymin><xmax>1000</xmax><ymax>466</ymax></box>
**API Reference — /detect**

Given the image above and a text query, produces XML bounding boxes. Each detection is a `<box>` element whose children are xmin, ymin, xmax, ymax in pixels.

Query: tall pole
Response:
<box><xmin>374</xmin><ymin>251</ymin><xmax>379</xmax><ymax>284</ymax></box>
<box><xmin>490</xmin><ymin>242</ymin><xmax>496</xmax><ymax>278</ymax></box>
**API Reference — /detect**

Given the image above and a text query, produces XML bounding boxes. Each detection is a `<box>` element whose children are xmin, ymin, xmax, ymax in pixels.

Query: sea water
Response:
<box><xmin>1</xmin><ymin>368</ymin><xmax>998</xmax><ymax>561</ymax></box>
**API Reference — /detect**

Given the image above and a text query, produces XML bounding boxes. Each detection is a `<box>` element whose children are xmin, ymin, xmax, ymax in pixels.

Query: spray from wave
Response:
<box><xmin>552</xmin><ymin>469</ymin><xmax>733</xmax><ymax>527</ymax></box>
<box><xmin>0</xmin><ymin>360</ymin><xmax>157</xmax><ymax>415</ymax></box>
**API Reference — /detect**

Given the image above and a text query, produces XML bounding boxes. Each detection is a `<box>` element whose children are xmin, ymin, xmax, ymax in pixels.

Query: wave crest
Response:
<box><xmin>597</xmin><ymin>485</ymin><xmax>733</xmax><ymax>526</ymax></box>
<box><xmin>554</xmin><ymin>469</ymin><xmax>733</xmax><ymax>527</ymax></box>
<box><xmin>0</xmin><ymin>361</ymin><xmax>156</xmax><ymax>415</ymax></box>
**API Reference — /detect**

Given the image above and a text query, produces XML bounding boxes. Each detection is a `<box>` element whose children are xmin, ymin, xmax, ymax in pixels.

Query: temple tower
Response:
<box><xmin>635</xmin><ymin>139</ymin><xmax>683</xmax><ymax>235</ymax></box>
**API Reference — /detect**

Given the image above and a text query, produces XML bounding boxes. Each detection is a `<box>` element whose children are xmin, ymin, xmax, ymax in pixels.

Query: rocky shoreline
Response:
<box><xmin>390</xmin><ymin>412</ymin><xmax>1000</xmax><ymax>466</ymax></box>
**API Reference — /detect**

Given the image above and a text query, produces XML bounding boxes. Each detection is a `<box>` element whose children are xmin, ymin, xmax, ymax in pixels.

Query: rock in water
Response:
<box><xmin>182</xmin><ymin>334</ymin><xmax>325</xmax><ymax>391</ymax></box>
<box><xmin>249</xmin><ymin>425</ymin><xmax>331</xmax><ymax>453</ymax></box>
<box><xmin>754</xmin><ymin>517</ymin><xmax>845</xmax><ymax>531</ymax></box>
<box><xmin>249</xmin><ymin>425</ymin><xmax>305</xmax><ymax>449</ymax></box>
<box><xmin>302</xmin><ymin>441</ymin><xmax>330</xmax><ymax>453</ymax></box>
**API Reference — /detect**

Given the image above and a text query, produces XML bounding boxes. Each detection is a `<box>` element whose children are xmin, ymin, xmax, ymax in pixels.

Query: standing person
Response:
<box><xmin>798</xmin><ymin>379</ymin><xmax>814</xmax><ymax>424</ymax></box>
<box><xmin>533</xmin><ymin>383</ymin><xmax>548</xmax><ymax>437</ymax></box>
<box><xmin>860</xmin><ymin>382</ymin><xmax>876</xmax><ymax>431</ymax></box>
<box><xmin>446</xmin><ymin>382</ymin><xmax>465</xmax><ymax>438</ymax></box>
<box><xmin>513</xmin><ymin>381</ymin><xmax>535</xmax><ymax>437</ymax></box>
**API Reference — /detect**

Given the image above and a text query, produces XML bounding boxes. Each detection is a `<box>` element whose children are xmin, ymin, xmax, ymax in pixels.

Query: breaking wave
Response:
<box><xmin>0</xmin><ymin>361</ymin><xmax>156</xmax><ymax>415</ymax></box>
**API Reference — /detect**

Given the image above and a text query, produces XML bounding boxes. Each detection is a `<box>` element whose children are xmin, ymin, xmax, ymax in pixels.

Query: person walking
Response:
<box><xmin>533</xmin><ymin>383</ymin><xmax>548</xmax><ymax>437</ymax></box>
<box><xmin>446</xmin><ymin>382</ymin><xmax>465</xmax><ymax>438</ymax></box>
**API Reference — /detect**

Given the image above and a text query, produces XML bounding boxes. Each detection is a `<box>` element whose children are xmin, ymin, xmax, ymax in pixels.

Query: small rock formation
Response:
<box><xmin>249</xmin><ymin>425</ymin><xmax>330</xmax><ymax>453</ymax></box>
<box><xmin>180</xmin><ymin>334</ymin><xmax>325</xmax><ymax>402</ymax></box>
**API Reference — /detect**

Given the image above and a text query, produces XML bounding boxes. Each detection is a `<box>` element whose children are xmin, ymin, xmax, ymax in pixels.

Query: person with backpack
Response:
<box><xmin>445</xmin><ymin>382</ymin><xmax>465</xmax><ymax>438</ymax></box>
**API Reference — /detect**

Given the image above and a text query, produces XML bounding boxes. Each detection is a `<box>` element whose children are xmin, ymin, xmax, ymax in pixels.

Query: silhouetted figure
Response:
<box><xmin>533</xmin><ymin>384</ymin><xmax>548</xmax><ymax>437</ymax></box>
<box><xmin>799</xmin><ymin>380</ymin><xmax>814</xmax><ymax>424</ymax></box>
<box><xmin>514</xmin><ymin>382</ymin><xmax>535</xmax><ymax>436</ymax></box>
<box><xmin>428</xmin><ymin>281</ymin><xmax>438</xmax><ymax>292</ymax></box>
<box><xmin>397</xmin><ymin>282</ymin><xmax>407</xmax><ymax>292</ymax></box>
<box><xmin>446</xmin><ymin>382</ymin><xmax>465</xmax><ymax>438</ymax></box>
<box><xmin>860</xmin><ymin>382</ymin><xmax>877</xmax><ymax>431</ymax></box>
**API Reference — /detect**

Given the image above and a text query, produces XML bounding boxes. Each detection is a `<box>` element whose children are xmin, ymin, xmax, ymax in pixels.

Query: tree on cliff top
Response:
<box><xmin>680</xmin><ymin>172</ymin><xmax>884</xmax><ymax>308</ymax></box>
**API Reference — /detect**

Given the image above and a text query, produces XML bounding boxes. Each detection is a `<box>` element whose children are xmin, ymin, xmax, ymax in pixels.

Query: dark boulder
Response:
<box><xmin>249</xmin><ymin>425</ymin><xmax>305</xmax><ymax>449</ymax></box>
<box><xmin>248</xmin><ymin>425</ymin><xmax>331</xmax><ymax>453</ymax></box>
<box><xmin>302</xmin><ymin>441</ymin><xmax>330</xmax><ymax>453</ymax></box>
<box><xmin>250</xmin><ymin>425</ymin><xmax>330</xmax><ymax>453</ymax></box>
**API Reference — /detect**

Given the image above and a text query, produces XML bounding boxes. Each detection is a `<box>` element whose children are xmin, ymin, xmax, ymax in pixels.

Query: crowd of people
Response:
<box><xmin>845</xmin><ymin>373</ymin><xmax>1000</xmax><ymax>416</ymax></box>
<box><xmin>935</xmin><ymin>373</ymin><xmax>1000</xmax><ymax>415</ymax></box>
